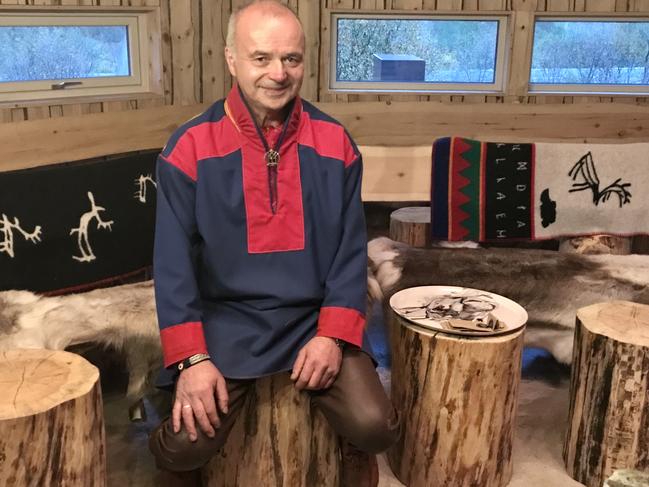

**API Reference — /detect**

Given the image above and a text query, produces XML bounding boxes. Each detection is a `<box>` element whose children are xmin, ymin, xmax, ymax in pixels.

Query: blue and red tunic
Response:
<box><xmin>154</xmin><ymin>86</ymin><xmax>369</xmax><ymax>381</ymax></box>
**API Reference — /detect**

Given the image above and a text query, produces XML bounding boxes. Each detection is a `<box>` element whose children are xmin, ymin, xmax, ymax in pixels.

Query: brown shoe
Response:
<box><xmin>340</xmin><ymin>440</ymin><xmax>379</xmax><ymax>487</ymax></box>
<box><xmin>155</xmin><ymin>468</ymin><xmax>202</xmax><ymax>487</ymax></box>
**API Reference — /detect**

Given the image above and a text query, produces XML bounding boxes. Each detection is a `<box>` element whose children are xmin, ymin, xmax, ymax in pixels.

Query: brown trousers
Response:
<box><xmin>149</xmin><ymin>349</ymin><xmax>399</xmax><ymax>472</ymax></box>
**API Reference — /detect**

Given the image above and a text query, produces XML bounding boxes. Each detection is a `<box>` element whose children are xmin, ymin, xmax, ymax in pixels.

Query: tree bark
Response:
<box><xmin>0</xmin><ymin>349</ymin><xmax>106</xmax><ymax>487</ymax></box>
<box><xmin>564</xmin><ymin>301</ymin><xmax>649</xmax><ymax>487</ymax></box>
<box><xmin>389</xmin><ymin>207</ymin><xmax>431</xmax><ymax>247</ymax></box>
<box><xmin>202</xmin><ymin>373</ymin><xmax>341</xmax><ymax>487</ymax></box>
<box><xmin>387</xmin><ymin>313</ymin><xmax>524</xmax><ymax>487</ymax></box>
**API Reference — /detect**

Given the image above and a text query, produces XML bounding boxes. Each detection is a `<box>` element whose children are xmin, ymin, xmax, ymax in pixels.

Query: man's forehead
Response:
<box><xmin>235</xmin><ymin>8</ymin><xmax>304</xmax><ymax>49</ymax></box>
<box><xmin>237</xmin><ymin>27</ymin><xmax>304</xmax><ymax>54</ymax></box>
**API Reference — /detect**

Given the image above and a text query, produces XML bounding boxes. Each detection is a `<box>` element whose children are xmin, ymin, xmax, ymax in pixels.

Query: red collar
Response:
<box><xmin>224</xmin><ymin>85</ymin><xmax>302</xmax><ymax>151</ymax></box>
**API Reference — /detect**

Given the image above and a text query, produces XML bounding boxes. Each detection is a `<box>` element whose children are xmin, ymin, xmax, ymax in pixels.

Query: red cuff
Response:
<box><xmin>160</xmin><ymin>321</ymin><xmax>208</xmax><ymax>367</ymax></box>
<box><xmin>316</xmin><ymin>306</ymin><xmax>365</xmax><ymax>348</ymax></box>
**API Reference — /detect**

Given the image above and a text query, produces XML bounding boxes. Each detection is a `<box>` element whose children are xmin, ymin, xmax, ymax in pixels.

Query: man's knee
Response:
<box><xmin>149</xmin><ymin>419</ymin><xmax>222</xmax><ymax>472</ymax></box>
<box><xmin>344</xmin><ymin>404</ymin><xmax>400</xmax><ymax>454</ymax></box>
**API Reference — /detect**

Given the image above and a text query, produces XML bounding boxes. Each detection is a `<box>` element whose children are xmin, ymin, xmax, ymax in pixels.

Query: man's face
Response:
<box><xmin>225</xmin><ymin>10</ymin><xmax>305</xmax><ymax>121</ymax></box>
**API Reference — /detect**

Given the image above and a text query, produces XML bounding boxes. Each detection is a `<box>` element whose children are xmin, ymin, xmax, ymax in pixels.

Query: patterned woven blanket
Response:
<box><xmin>430</xmin><ymin>137</ymin><xmax>649</xmax><ymax>242</ymax></box>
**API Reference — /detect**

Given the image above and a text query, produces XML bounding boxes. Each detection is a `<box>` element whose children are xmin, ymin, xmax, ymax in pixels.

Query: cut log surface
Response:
<box><xmin>389</xmin><ymin>207</ymin><xmax>431</xmax><ymax>247</ymax></box>
<box><xmin>202</xmin><ymin>373</ymin><xmax>340</xmax><ymax>487</ymax></box>
<box><xmin>559</xmin><ymin>235</ymin><xmax>633</xmax><ymax>255</ymax></box>
<box><xmin>387</xmin><ymin>314</ymin><xmax>524</xmax><ymax>487</ymax></box>
<box><xmin>564</xmin><ymin>301</ymin><xmax>649</xmax><ymax>487</ymax></box>
<box><xmin>0</xmin><ymin>349</ymin><xmax>106</xmax><ymax>487</ymax></box>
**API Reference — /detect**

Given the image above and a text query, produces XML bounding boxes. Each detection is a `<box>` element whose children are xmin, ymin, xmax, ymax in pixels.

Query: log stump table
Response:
<box><xmin>0</xmin><ymin>349</ymin><xmax>106</xmax><ymax>487</ymax></box>
<box><xmin>387</xmin><ymin>302</ymin><xmax>525</xmax><ymax>487</ymax></box>
<box><xmin>563</xmin><ymin>301</ymin><xmax>649</xmax><ymax>487</ymax></box>
<box><xmin>202</xmin><ymin>373</ymin><xmax>341</xmax><ymax>487</ymax></box>
<box><xmin>389</xmin><ymin>207</ymin><xmax>431</xmax><ymax>247</ymax></box>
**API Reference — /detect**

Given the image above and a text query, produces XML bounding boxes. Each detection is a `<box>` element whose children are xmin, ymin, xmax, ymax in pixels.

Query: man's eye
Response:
<box><xmin>285</xmin><ymin>57</ymin><xmax>301</xmax><ymax>66</ymax></box>
<box><xmin>254</xmin><ymin>57</ymin><xmax>268</xmax><ymax>64</ymax></box>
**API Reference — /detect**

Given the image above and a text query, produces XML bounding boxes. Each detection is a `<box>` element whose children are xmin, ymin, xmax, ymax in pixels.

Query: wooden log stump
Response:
<box><xmin>202</xmin><ymin>373</ymin><xmax>341</xmax><ymax>487</ymax></box>
<box><xmin>559</xmin><ymin>235</ymin><xmax>632</xmax><ymax>255</ymax></box>
<box><xmin>0</xmin><ymin>349</ymin><xmax>106</xmax><ymax>487</ymax></box>
<box><xmin>387</xmin><ymin>315</ymin><xmax>524</xmax><ymax>487</ymax></box>
<box><xmin>563</xmin><ymin>301</ymin><xmax>649</xmax><ymax>487</ymax></box>
<box><xmin>389</xmin><ymin>207</ymin><xmax>431</xmax><ymax>247</ymax></box>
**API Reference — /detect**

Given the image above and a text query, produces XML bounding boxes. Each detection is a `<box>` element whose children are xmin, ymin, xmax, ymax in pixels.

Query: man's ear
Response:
<box><xmin>224</xmin><ymin>47</ymin><xmax>237</xmax><ymax>77</ymax></box>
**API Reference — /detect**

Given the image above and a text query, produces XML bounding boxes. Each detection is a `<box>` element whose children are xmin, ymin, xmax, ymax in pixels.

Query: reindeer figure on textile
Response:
<box><xmin>367</xmin><ymin>237</ymin><xmax>649</xmax><ymax>365</ymax></box>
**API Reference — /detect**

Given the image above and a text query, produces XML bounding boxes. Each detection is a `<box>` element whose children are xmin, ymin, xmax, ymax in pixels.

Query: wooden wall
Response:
<box><xmin>2</xmin><ymin>0</ymin><xmax>649</xmax><ymax>177</ymax></box>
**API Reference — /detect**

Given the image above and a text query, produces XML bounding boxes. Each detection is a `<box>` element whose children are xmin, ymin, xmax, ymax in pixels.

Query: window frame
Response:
<box><xmin>328</xmin><ymin>11</ymin><xmax>510</xmax><ymax>94</ymax></box>
<box><xmin>0</xmin><ymin>7</ymin><xmax>162</xmax><ymax>104</ymax></box>
<box><xmin>529</xmin><ymin>14</ymin><xmax>649</xmax><ymax>96</ymax></box>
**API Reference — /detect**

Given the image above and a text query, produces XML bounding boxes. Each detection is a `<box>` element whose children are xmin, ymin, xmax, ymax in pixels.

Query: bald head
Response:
<box><xmin>223</xmin><ymin>0</ymin><xmax>306</xmax><ymax>126</ymax></box>
<box><xmin>226</xmin><ymin>0</ymin><xmax>304</xmax><ymax>54</ymax></box>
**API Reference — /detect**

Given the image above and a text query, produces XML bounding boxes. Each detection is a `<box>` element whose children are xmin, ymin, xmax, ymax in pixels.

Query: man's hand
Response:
<box><xmin>172</xmin><ymin>360</ymin><xmax>229</xmax><ymax>442</ymax></box>
<box><xmin>290</xmin><ymin>336</ymin><xmax>343</xmax><ymax>391</ymax></box>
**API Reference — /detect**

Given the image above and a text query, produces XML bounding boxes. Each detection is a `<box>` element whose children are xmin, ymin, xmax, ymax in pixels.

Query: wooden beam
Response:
<box><xmin>360</xmin><ymin>145</ymin><xmax>431</xmax><ymax>201</ymax></box>
<box><xmin>0</xmin><ymin>104</ymin><xmax>209</xmax><ymax>172</ymax></box>
<box><xmin>2</xmin><ymin>101</ymin><xmax>649</xmax><ymax>172</ymax></box>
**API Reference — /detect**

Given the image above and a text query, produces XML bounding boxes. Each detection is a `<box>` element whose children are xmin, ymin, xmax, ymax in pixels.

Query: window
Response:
<box><xmin>0</xmin><ymin>11</ymin><xmax>161</xmax><ymax>103</ymax></box>
<box><xmin>330</xmin><ymin>14</ymin><xmax>508</xmax><ymax>93</ymax></box>
<box><xmin>530</xmin><ymin>18</ymin><xmax>649</xmax><ymax>94</ymax></box>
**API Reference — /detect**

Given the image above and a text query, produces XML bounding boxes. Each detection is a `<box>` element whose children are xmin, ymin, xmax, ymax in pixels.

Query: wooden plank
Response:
<box><xmin>422</xmin><ymin>0</ymin><xmax>437</xmax><ymax>8</ymax></box>
<box><xmin>507</xmin><ymin>8</ymin><xmax>535</xmax><ymax>96</ymax></box>
<box><xmin>201</xmin><ymin>0</ymin><xmax>226</xmax><ymax>102</ymax></box>
<box><xmin>0</xmin><ymin>104</ymin><xmax>208</xmax><ymax>171</ymax></box>
<box><xmin>319</xmin><ymin>4</ymin><xmax>334</xmax><ymax>102</ymax></box>
<box><xmin>49</xmin><ymin>106</ymin><xmax>64</xmax><ymax>118</ymax></box>
<box><xmin>298</xmin><ymin>0</ymin><xmax>320</xmax><ymax>101</ymax></box>
<box><xmin>169</xmin><ymin>0</ymin><xmax>197</xmax><ymax>106</ymax></box>
<box><xmin>615</xmin><ymin>0</ymin><xmax>629</xmax><ymax>10</ymax></box>
<box><xmin>101</xmin><ymin>101</ymin><xmax>132</xmax><ymax>112</ymax></box>
<box><xmin>160</xmin><ymin>0</ymin><xmax>173</xmax><ymax>104</ymax></box>
<box><xmin>391</xmin><ymin>0</ymin><xmax>422</xmax><ymax>9</ymax></box>
<box><xmin>62</xmin><ymin>105</ymin><xmax>84</xmax><ymax>117</ymax></box>
<box><xmin>0</xmin><ymin>110</ymin><xmax>13</xmax><ymax>124</ymax></box>
<box><xmin>4</xmin><ymin>102</ymin><xmax>649</xmax><ymax>172</ymax></box>
<box><xmin>360</xmin><ymin>0</ymin><xmax>385</xmax><ymax>8</ymax></box>
<box><xmin>11</xmin><ymin>108</ymin><xmax>26</xmax><ymax>122</ymax></box>
<box><xmin>192</xmin><ymin>0</ymin><xmax>202</xmax><ymax>103</ymax></box>
<box><xmin>630</xmin><ymin>0</ymin><xmax>649</xmax><ymax>11</ymax></box>
<box><xmin>136</xmin><ymin>97</ymin><xmax>166</xmax><ymax>109</ymax></box>
<box><xmin>360</xmin><ymin>145</ymin><xmax>431</xmax><ymax>201</ymax></box>
<box><xmin>330</xmin><ymin>0</ymin><xmax>355</xmax><ymax>7</ymax></box>
<box><xmin>546</xmin><ymin>0</ymin><xmax>571</xmax><ymax>9</ymax></box>
<box><xmin>478</xmin><ymin>0</ymin><xmax>507</xmax><ymax>9</ymax></box>
<box><xmin>25</xmin><ymin>107</ymin><xmax>48</xmax><ymax>121</ymax></box>
<box><xmin>435</xmin><ymin>0</ymin><xmax>462</xmax><ymax>8</ymax></box>
<box><xmin>585</xmin><ymin>0</ymin><xmax>616</xmax><ymax>10</ymax></box>
<box><xmin>224</xmin><ymin>0</ymin><xmax>236</xmax><ymax>94</ymax></box>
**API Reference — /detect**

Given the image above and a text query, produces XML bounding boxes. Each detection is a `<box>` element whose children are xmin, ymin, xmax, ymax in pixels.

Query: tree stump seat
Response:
<box><xmin>387</xmin><ymin>306</ymin><xmax>524</xmax><ymax>487</ymax></box>
<box><xmin>564</xmin><ymin>301</ymin><xmax>649</xmax><ymax>487</ymax></box>
<box><xmin>0</xmin><ymin>349</ymin><xmax>106</xmax><ymax>487</ymax></box>
<box><xmin>389</xmin><ymin>207</ymin><xmax>431</xmax><ymax>248</ymax></box>
<box><xmin>201</xmin><ymin>373</ymin><xmax>341</xmax><ymax>487</ymax></box>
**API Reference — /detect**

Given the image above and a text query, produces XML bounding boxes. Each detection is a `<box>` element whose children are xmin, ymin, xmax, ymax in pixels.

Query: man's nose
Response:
<box><xmin>267</xmin><ymin>59</ymin><xmax>287</xmax><ymax>82</ymax></box>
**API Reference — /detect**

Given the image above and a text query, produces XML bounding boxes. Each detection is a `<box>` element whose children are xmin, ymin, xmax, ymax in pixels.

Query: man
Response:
<box><xmin>149</xmin><ymin>1</ymin><xmax>399</xmax><ymax>484</ymax></box>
